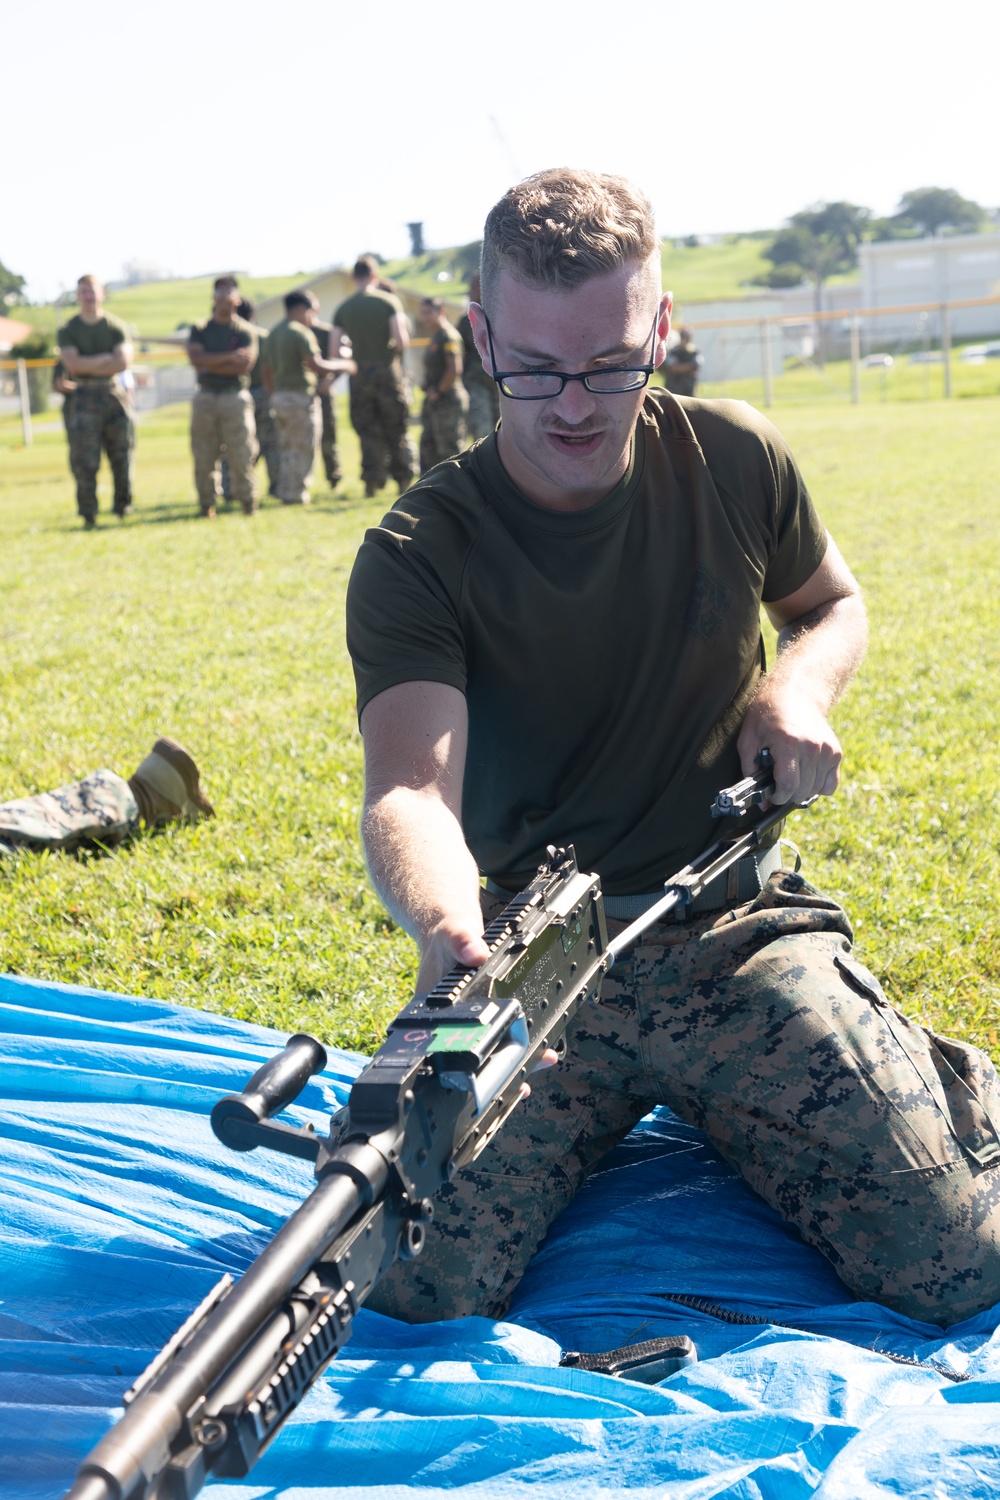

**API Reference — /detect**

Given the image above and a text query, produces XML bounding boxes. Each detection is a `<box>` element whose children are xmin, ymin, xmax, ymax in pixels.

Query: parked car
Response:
<box><xmin>862</xmin><ymin>353</ymin><xmax>893</xmax><ymax>369</ymax></box>
<box><xmin>960</xmin><ymin>345</ymin><xmax>988</xmax><ymax>363</ymax></box>
<box><xmin>908</xmin><ymin>350</ymin><xmax>944</xmax><ymax>364</ymax></box>
<box><xmin>984</xmin><ymin>342</ymin><xmax>1000</xmax><ymax>359</ymax></box>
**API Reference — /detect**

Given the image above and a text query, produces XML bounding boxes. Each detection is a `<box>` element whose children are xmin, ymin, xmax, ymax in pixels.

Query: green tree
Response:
<box><xmin>893</xmin><ymin>187</ymin><xmax>986</xmax><ymax>237</ymax></box>
<box><xmin>1</xmin><ymin>256</ymin><xmax>26</xmax><ymax>308</ymax></box>
<box><xmin>755</xmin><ymin>202</ymin><xmax>871</xmax><ymax>363</ymax></box>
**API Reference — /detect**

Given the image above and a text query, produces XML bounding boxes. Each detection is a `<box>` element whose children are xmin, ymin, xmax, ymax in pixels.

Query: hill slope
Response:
<box><xmin>15</xmin><ymin>234</ymin><xmax>816</xmax><ymax>339</ymax></box>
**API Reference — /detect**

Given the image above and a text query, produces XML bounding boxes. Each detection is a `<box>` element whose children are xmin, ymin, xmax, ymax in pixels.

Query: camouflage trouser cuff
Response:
<box><xmin>0</xmin><ymin>769</ymin><xmax>138</xmax><ymax>854</ymax></box>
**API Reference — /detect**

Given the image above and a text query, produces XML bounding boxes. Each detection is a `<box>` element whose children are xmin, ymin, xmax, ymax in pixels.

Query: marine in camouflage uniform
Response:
<box><xmin>0</xmin><ymin>739</ymin><xmax>213</xmax><ymax>857</ymax></box>
<box><xmin>262</xmin><ymin>291</ymin><xmax>355</xmax><ymax>505</ymax></box>
<box><xmin>347</xmin><ymin>168</ymin><xmax>1000</xmax><ymax>1332</ymax></box>
<box><xmin>57</xmin><ymin>278</ymin><xmax>135</xmax><ymax>526</ymax></box>
<box><xmin>418</xmin><ymin>298</ymin><xmax>469</xmax><ymax>474</ymax></box>
<box><xmin>458</xmin><ymin>273</ymin><xmax>500</xmax><ymax>441</ymax></box>
<box><xmin>333</xmin><ymin>258</ymin><xmax>417</xmax><ymax>498</ymax></box>
<box><xmin>662</xmin><ymin>326</ymin><xmax>704</xmax><ymax>396</ymax></box>
<box><xmin>187</xmin><ymin>278</ymin><xmax>259</xmax><ymax>517</ymax></box>
<box><xmin>222</xmin><ymin>303</ymin><xmax>280</xmax><ymax>501</ymax></box>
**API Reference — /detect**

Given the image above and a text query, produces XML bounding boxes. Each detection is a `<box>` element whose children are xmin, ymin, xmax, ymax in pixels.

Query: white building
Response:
<box><xmin>859</xmin><ymin>233</ymin><xmax>1000</xmax><ymax>341</ymax></box>
<box><xmin>679</xmin><ymin>232</ymin><xmax>1000</xmax><ymax>382</ymax></box>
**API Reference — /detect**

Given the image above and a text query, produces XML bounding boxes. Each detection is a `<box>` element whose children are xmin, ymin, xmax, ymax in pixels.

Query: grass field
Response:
<box><xmin>1</xmin><ymin>397</ymin><xmax>998</xmax><ymax>1061</ymax></box>
<box><xmin>700</xmin><ymin>352</ymin><xmax>1000</xmax><ymax>407</ymax></box>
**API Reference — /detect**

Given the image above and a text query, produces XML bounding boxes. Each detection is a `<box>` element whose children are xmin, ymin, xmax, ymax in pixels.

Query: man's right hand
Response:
<box><xmin>416</xmin><ymin>919</ymin><xmax>490</xmax><ymax>993</ymax></box>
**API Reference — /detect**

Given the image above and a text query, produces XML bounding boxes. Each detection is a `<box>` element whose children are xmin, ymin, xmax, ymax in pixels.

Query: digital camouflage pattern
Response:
<box><xmin>190</xmin><ymin>389</ymin><xmax>257</xmax><ymax>514</ymax></box>
<box><xmin>349</xmin><ymin>363</ymin><xmax>417</xmax><ymax>494</ymax></box>
<box><xmin>464</xmin><ymin>377</ymin><xmax>500</xmax><ymax>442</ymax></box>
<box><xmin>369</xmin><ymin>869</ymin><xmax>1000</xmax><ymax>1328</ymax></box>
<box><xmin>269</xmin><ymin>390</ymin><xmax>320</xmax><ymax>503</ymax></box>
<box><xmin>252</xmin><ymin>387</ymin><xmax>281</xmax><ymax>493</ymax></box>
<box><xmin>419</xmin><ymin>387</ymin><xmax>469</xmax><ymax>474</ymax></box>
<box><xmin>65</xmin><ymin>386</ymin><xmax>134</xmax><ymax>520</ymax></box>
<box><xmin>0</xmin><ymin>770</ymin><xmax>137</xmax><ymax>855</ymax></box>
<box><xmin>220</xmin><ymin>386</ymin><xmax>279</xmax><ymax>501</ymax></box>
<box><xmin>318</xmin><ymin>387</ymin><xmax>341</xmax><ymax>487</ymax></box>
<box><xmin>312</xmin><ymin>322</ymin><xmax>343</xmax><ymax>488</ymax></box>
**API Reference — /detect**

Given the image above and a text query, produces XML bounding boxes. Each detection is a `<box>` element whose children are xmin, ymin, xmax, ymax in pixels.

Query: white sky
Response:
<box><xmin>7</xmin><ymin>0</ymin><xmax>999</xmax><ymax>301</ymax></box>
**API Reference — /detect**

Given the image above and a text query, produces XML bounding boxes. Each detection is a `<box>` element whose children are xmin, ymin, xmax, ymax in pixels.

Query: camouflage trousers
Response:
<box><xmin>0</xmin><ymin>770</ymin><xmax>137</xmax><ymax>856</ymax></box>
<box><xmin>318</xmin><ymin>387</ymin><xmax>341</xmax><ymax>487</ymax></box>
<box><xmin>222</xmin><ymin>387</ymin><xmax>279</xmax><ymax>499</ymax></box>
<box><xmin>349</xmin><ymin>363</ymin><xmax>417</xmax><ymax>492</ymax></box>
<box><xmin>191</xmin><ymin>389</ymin><xmax>257</xmax><ymax>514</ymax></box>
<box><xmin>270</xmin><ymin>391</ymin><xmax>320</xmax><ymax>504</ymax></box>
<box><xmin>65</xmin><ymin>384</ymin><xmax>134</xmax><ymax>519</ymax></box>
<box><xmin>419</xmin><ymin>387</ymin><xmax>469</xmax><ymax>474</ymax></box>
<box><xmin>370</xmin><ymin>870</ymin><xmax>1000</xmax><ymax>1328</ymax></box>
<box><xmin>464</xmin><ymin>375</ymin><xmax>500</xmax><ymax>442</ymax></box>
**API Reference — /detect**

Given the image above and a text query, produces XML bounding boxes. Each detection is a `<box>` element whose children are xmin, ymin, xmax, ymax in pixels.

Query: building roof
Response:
<box><xmin>0</xmin><ymin>315</ymin><xmax>35</xmax><ymax>353</ymax></box>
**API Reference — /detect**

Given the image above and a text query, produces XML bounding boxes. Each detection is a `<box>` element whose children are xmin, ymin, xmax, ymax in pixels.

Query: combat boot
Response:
<box><xmin>128</xmin><ymin>737</ymin><xmax>215</xmax><ymax>827</ymax></box>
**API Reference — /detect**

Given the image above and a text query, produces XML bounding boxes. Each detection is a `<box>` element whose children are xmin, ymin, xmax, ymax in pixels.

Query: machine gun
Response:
<box><xmin>65</xmin><ymin>760</ymin><xmax>797</xmax><ymax>1500</ymax></box>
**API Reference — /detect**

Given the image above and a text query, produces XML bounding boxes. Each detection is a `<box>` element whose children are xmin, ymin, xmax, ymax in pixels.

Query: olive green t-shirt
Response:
<box><xmin>424</xmin><ymin>321</ymin><xmax>462</xmax><ymax>391</ymax></box>
<box><xmin>262</xmin><ymin>317</ymin><xmax>320</xmax><ymax>394</ymax></box>
<box><xmin>347</xmin><ymin>391</ymin><xmax>829</xmax><ymax>895</ymax></box>
<box><xmin>333</xmin><ymin>288</ymin><xmax>403</xmax><ymax>364</ymax></box>
<box><xmin>189</xmin><ymin>315</ymin><xmax>257</xmax><ymax>392</ymax></box>
<box><xmin>57</xmin><ymin>312</ymin><xmax>128</xmax><ymax>357</ymax></box>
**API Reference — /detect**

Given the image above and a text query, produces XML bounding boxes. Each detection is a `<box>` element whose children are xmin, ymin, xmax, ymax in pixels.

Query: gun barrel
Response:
<box><xmin>64</xmin><ymin>1153</ymin><xmax>385</xmax><ymax>1500</ymax></box>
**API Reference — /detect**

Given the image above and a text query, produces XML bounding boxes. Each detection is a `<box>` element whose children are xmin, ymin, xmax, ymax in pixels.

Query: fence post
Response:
<box><xmin>850</xmin><ymin>315</ymin><xmax>861</xmax><ymax>405</ymax></box>
<box><xmin>760</xmin><ymin>320</ymin><xmax>773</xmax><ymax>407</ymax></box>
<box><xmin>941</xmin><ymin>303</ymin><xmax>952</xmax><ymax>398</ymax></box>
<box><xmin>16</xmin><ymin>359</ymin><xmax>33</xmax><ymax>446</ymax></box>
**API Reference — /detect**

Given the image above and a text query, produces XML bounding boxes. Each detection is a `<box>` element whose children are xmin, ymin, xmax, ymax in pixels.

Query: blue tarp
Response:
<box><xmin>1</xmin><ymin>971</ymin><xmax>998</xmax><ymax>1499</ymax></box>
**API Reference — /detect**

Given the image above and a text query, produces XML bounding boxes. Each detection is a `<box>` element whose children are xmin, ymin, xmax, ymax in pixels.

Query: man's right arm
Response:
<box><xmin>360</xmin><ymin>680</ymin><xmax>489</xmax><ymax>992</ymax></box>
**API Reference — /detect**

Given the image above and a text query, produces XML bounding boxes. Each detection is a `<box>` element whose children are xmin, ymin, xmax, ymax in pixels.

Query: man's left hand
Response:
<box><xmin>737</xmin><ymin>684</ymin><xmax>842</xmax><ymax>808</ymax></box>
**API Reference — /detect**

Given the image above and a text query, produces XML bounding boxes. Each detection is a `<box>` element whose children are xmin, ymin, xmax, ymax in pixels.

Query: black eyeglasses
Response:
<box><xmin>481</xmin><ymin>308</ymin><xmax>659</xmax><ymax>400</ymax></box>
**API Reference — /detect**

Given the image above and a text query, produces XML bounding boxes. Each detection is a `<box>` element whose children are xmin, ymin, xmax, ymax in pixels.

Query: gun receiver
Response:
<box><xmin>65</xmin><ymin>783</ymin><xmax>810</xmax><ymax>1500</ymax></box>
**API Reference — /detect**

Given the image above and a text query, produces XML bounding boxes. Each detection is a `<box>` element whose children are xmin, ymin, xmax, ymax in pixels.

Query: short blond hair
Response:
<box><xmin>77</xmin><ymin>274</ymin><xmax>103</xmax><ymax>291</ymax></box>
<box><xmin>480</xmin><ymin>168</ymin><xmax>658</xmax><ymax>312</ymax></box>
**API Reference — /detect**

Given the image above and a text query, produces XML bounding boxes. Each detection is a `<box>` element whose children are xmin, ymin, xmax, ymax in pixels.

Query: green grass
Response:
<box><xmin>663</xmin><ymin>234</ymin><xmax>788</xmax><ymax>308</ymax></box>
<box><xmin>1</xmin><ymin>398</ymin><xmax>998</xmax><ymax>1063</ymax></box>
<box><xmin>697</xmin><ymin>351</ymin><xmax>1000</xmax><ymax>406</ymax></box>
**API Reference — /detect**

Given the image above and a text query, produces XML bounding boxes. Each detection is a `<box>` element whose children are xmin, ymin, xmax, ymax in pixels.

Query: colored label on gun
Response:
<box><xmin>428</xmin><ymin>1026</ymin><xmax>480</xmax><ymax>1053</ymax></box>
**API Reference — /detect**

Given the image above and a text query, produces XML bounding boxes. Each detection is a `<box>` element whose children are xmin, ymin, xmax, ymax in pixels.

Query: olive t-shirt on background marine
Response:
<box><xmin>189</xmin><ymin>315</ymin><xmax>257</xmax><ymax>392</ymax></box>
<box><xmin>423</xmin><ymin>322</ymin><xmax>462</xmax><ymax>391</ymax></box>
<box><xmin>347</xmin><ymin>390</ymin><xmax>829</xmax><ymax>895</ymax></box>
<box><xmin>56</xmin><ymin>311</ymin><xmax>130</xmax><ymax>386</ymax></box>
<box><xmin>333</xmin><ymin>289</ymin><xmax>404</xmax><ymax>364</ymax></box>
<box><xmin>57</xmin><ymin>312</ymin><xmax>129</xmax><ymax>356</ymax></box>
<box><xmin>262</xmin><ymin>318</ymin><xmax>320</xmax><ymax>394</ymax></box>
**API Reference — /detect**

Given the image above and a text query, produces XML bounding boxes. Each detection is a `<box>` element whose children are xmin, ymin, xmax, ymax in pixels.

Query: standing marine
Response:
<box><xmin>332</xmin><ymin>257</ymin><xmax>417</xmax><ymax>498</ymax></box>
<box><xmin>186</xmin><ymin>277</ymin><xmax>259</xmax><ymax>519</ymax></box>
<box><xmin>418</xmin><ymin>296</ymin><xmax>468</xmax><ymax>473</ymax></box>
<box><xmin>57</xmin><ymin>275</ymin><xmax>135</xmax><ymax>528</ymax></box>
<box><xmin>262</xmin><ymin>290</ymin><xmax>354</xmax><ymax>505</ymax></box>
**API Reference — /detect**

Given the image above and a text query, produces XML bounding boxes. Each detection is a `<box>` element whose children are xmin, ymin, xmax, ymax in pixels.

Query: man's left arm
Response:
<box><xmin>736</xmin><ymin>533</ymin><xmax>868</xmax><ymax>806</ymax></box>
